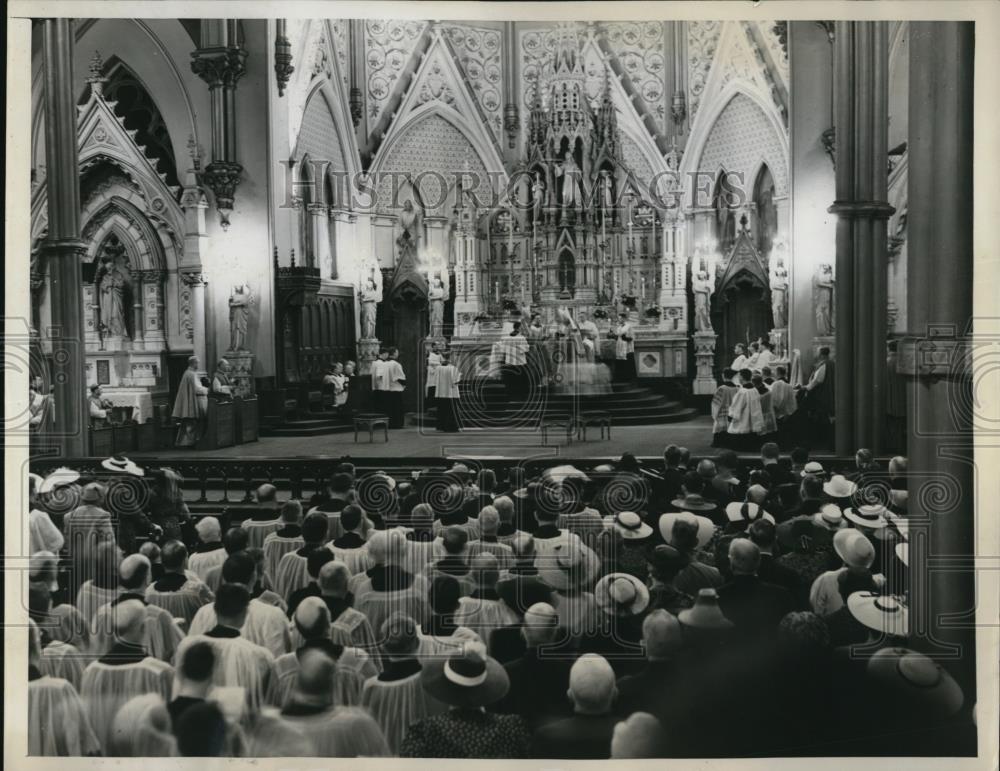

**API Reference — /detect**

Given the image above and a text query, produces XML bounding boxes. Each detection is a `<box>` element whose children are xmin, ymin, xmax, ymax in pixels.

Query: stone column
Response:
<box><xmin>40</xmin><ymin>19</ymin><xmax>88</xmax><ymax>455</ymax></box>
<box><xmin>141</xmin><ymin>272</ymin><xmax>167</xmax><ymax>348</ymax></box>
<box><xmin>899</xmin><ymin>22</ymin><xmax>975</xmax><ymax>694</ymax></box>
<box><xmin>308</xmin><ymin>203</ymin><xmax>332</xmax><ymax>277</ymax></box>
<box><xmin>180</xmin><ymin>271</ymin><xmax>208</xmax><ymax>371</ymax></box>
<box><xmin>828</xmin><ymin>22</ymin><xmax>894</xmax><ymax>455</ymax></box>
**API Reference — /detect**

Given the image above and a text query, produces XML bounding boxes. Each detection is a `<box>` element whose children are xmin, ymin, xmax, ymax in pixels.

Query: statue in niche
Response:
<box><xmin>398</xmin><ymin>199</ymin><xmax>423</xmax><ymax>248</ymax></box>
<box><xmin>427</xmin><ymin>272</ymin><xmax>449</xmax><ymax>335</ymax></box>
<box><xmin>555</xmin><ymin>151</ymin><xmax>583</xmax><ymax>210</ymax></box>
<box><xmin>814</xmin><ymin>263</ymin><xmax>835</xmax><ymax>335</ymax></box>
<box><xmin>360</xmin><ymin>273</ymin><xmax>382</xmax><ymax>340</ymax></box>
<box><xmin>228</xmin><ymin>282</ymin><xmax>254</xmax><ymax>352</ymax></box>
<box><xmin>769</xmin><ymin>256</ymin><xmax>789</xmax><ymax>329</ymax></box>
<box><xmin>95</xmin><ymin>240</ymin><xmax>130</xmax><ymax>338</ymax></box>
<box><xmin>692</xmin><ymin>268</ymin><xmax>716</xmax><ymax>333</ymax></box>
<box><xmin>531</xmin><ymin>172</ymin><xmax>546</xmax><ymax>223</ymax></box>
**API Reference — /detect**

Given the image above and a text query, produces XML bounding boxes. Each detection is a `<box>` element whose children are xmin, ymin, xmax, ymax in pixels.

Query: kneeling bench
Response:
<box><xmin>354</xmin><ymin>413</ymin><xmax>390</xmax><ymax>443</ymax></box>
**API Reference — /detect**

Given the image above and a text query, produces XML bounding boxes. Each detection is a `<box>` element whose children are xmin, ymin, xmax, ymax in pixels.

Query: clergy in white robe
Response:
<box><xmin>731</xmin><ymin>344</ymin><xmax>748</xmax><ymax>371</ymax></box>
<box><xmin>327</xmin><ymin>505</ymin><xmax>373</xmax><ymax>575</ymax></box>
<box><xmin>385</xmin><ymin>350</ymin><xmax>407</xmax><ymax>429</ymax></box>
<box><xmin>145</xmin><ymin>540</ymin><xmax>215</xmax><ymax>626</ymax></box>
<box><xmin>263</xmin><ymin>502</ymin><xmax>306</xmax><ymax>581</ymax></box>
<box><xmin>279</xmin><ymin>647</ymin><xmax>348</xmax><ymax>756</ymax></box>
<box><xmin>728</xmin><ymin>382</ymin><xmax>765</xmax><ymax>437</ymax></box>
<box><xmin>710</xmin><ymin>370</ymin><xmax>740</xmax><ymax>446</ymax></box>
<box><xmin>318</xmin><ymin>561</ymin><xmax>380</xmax><ymax>665</ymax></box>
<box><xmin>188</xmin><ymin>516</ymin><xmax>226</xmax><ymax>582</ymax></box>
<box><xmin>187</xmin><ymin>552</ymin><xmax>291</xmax><ymax>657</ymax></box>
<box><xmin>360</xmin><ymin>613</ymin><xmax>446</xmax><ymax>754</ymax></box>
<box><xmin>769</xmin><ymin>370</ymin><xmax>798</xmax><ymax>421</ymax></box>
<box><xmin>274</xmin><ymin>513</ymin><xmax>332</xmax><ymax>602</ymax></box>
<box><xmin>28</xmin><ymin>618</ymin><xmax>101</xmax><ymax>757</ymax></box>
<box><xmin>79</xmin><ymin>600</ymin><xmax>174</xmax><ymax>753</ymax></box>
<box><xmin>30</xmin><ymin>508</ymin><xmax>64</xmax><ymax>555</ymax></box>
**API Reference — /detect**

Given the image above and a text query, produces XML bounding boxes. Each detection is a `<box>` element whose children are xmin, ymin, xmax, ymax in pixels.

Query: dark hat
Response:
<box><xmin>420</xmin><ymin>644</ymin><xmax>509</xmax><ymax>708</ymax></box>
<box><xmin>495</xmin><ymin>574</ymin><xmax>554</xmax><ymax>616</ymax></box>
<box><xmin>776</xmin><ymin>516</ymin><xmax>833</xmax><ymax>551</ymax></box>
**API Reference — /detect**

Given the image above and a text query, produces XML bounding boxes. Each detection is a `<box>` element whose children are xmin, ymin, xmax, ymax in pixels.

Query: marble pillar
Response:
<box><xmin>900</xmin><ymin>22</ymin><xmax>975</xmax><ymax>694</ymax></box>
<box><xmin>829</xmin><ymin>22</ymin><xmax>894</xmax><ymax>454</ymax></box>
<box><xmin>308</xmin><ymin>203</ymin><xmax>332</xmax><ymax>278</ymax></box>
<box><xmin>40</xmin><ymin>18</ymin><xmax>88</xmax><ymax>455</ymax></box>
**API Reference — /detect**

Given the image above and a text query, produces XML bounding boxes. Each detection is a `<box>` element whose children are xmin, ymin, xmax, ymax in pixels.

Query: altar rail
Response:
<box><xmin>28</xmin><ymin>454</ymin><xmax>886</xmax><ymax>510</ymax></box>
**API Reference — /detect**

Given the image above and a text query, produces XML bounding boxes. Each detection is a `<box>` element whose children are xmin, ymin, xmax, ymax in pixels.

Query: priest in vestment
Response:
<box><xmin>172</xmin><ymin>356</ymin><xmax>208</xmax><ymax>447</ymax></box>
<box><xmin>434</xmin><ymin>353</ymin><xmax>462</xmax><ymax>432</ymax></box>
<box><xmin>211</xmin><ymin>358</ymin><xmax>234</xmax><ymax>400</ymax></box>
<box><xmin>727</xmin><ymin>370</ymin><xmax>765</xmax><ymax>451</ymax></box>
<box><xmin>710</xmin><ymin>368</ymin><xmax>739</xmax><ymax>447</ymax></box>
<box><xmin>385</xmin><ymin>348</ymin><xmax>407</xmax><ymax>429</ymax></box>
<box><xmin>614</xmin><ymin>313</ymin><xmax>635</xmax><ymax>381</ymax></box>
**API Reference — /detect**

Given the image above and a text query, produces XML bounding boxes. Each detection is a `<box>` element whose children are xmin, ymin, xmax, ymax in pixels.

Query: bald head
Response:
<box><xmin>294</xmin><ymin>596</ymin><xmax>331</xmax><ymax>639</ymax></box>
<box><xmin>493</xmin><ymin>496</ymin><xmax>514</xmax><ymax>523</ymax></box>
<box><xmin>256</xmin><ymin>483</ymin><xmax>278</xmax><ymax>505</ymax></box>
<box><xmin>728</xmin><ymin>538</ymin><xmax>761</xmax><ymax>576</ymax></box>
<box><xmin>522</xmin><ymin>602</ymin><xmax>559</xmax><ymax>647</ymax></box>
<box><xmin>411</xmin><ymin>503</ymin><xmax>434</xmax><ymax>528</ymax></box>
<box><xmin>114</xmin><ymin>599</ymin><xmax>148</xmax><ymax>645</ymax></box>
<box><xmin>612</xmin><ymin>712</ymin><xmax>664</xmax><ymax>758</ymax></box>
<box><xmin>368</xmin><ymin>529</ymin><xmax>405</xmax><ymax>566</ymax></box>
<box><xmin>470</xmin><ymin>552</ymin><xmax>499</xmax><ymax>587</ymax></box>
<box><xmin>318</xmin><ymin>560</ymin><xmax>351</xmax><ymax>598</ymax></box>
<box><xmin>119</xmin><ymin>554</ymin><xmax>152</xmax><ymax>591</ymax></box>
<box><xmin>642</xmin><ymin>610</ymin><xmax>683</xmax><ymax>661</ymax></box>
<box><xmin>295</xmin><ymin>648</ymin><xmax>337</xmax><ymax>703</ymax></box>
<box><xmin>568</xmin><ymin>654</ymin><xmax>617</xmax><ymax>715</ymax></box>
<box><xmin>195</xmin><ymin>516</ymin><xmax>221</xmax><ymax>543</ymax></box>
<box><xmin>511</xmin><ymin>532</ymin><xmax>535</xmax><ymax>560</ymax></box>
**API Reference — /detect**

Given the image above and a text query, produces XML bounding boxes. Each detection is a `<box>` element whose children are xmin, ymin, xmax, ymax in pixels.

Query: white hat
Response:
<box><xmin>371</xmin><ymin>471</ymin><xmax>397</xmax><ymax>491</ymax></box>
<box><xmin>724</xmin><ymin>501</ymin><xmax>775</xmax><ymax>525</ymax></box>
<box><xmin>844</xmin><ymin>504</ymin><xmax>889</xmax><ymax>530</ymax></box>
<box><xmin>885</xmin><ymin>511</ymin><xmax>909</xmax><ymax>540</ymax></box>
<box><xmin>823</xmin><ymin>474</ymin><xmax>857</xmax><ymax>498</ymax></box>
<box><xmin>814</xmin><ymin>503</ymin><xmax>847</xmax><ymax>530</ymax></box>
<box><xmin>659</xmin><ymin>512</ymin><xmax>715</xmax><ymax>550</ymax></box>
<box><xmin>867</xmin><ymin>647</ymin><xmax>963</xmax><ymax>719</ymax></box>
<box><xmin>800</xmin><ymin>461</ymin><xmax>825</xmax><ymax>478</ymax></box>
<box><xmin>101</xmin><ymin>455</ymin><xmax>145</xmax><ymax>477</ymax></box>
<box><xmin>833</xmin><ymin>528</ymin><xmax>876</xmax><ymax>569</ymax></box>
<box><xmin>594</xmin><ymin>573</ymin><xmax>650</xmax><ymax>617</ymax></box>
<box><xmin>38</xmin><ymin>467</ymin><xmax>80</xmax><ymax>494</ymax></box>
<box><xmin>603</xmin><ymin>511</ymin><xmax>653</xmax><ymax>540</ymax></box>
<box><xmin>847</xmin><ymin>592</ymin><xmax>909</xmax><ymax>636</ymax></box>
<box><xmin>895</xmin><ymin>542</ymin><xmax>909</xmax><ymax>566</ymax></box>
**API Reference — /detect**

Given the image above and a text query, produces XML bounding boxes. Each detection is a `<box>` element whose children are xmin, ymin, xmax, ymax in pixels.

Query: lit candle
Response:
<box><xmin>494</xmin><ymin>279</ymin><xmax>499</xmax><ymax>303</ymax></box>
<box><xmin>508</xmin><ymin>211</ymin><xmax>514</xmax><ymax>255</ymax></box>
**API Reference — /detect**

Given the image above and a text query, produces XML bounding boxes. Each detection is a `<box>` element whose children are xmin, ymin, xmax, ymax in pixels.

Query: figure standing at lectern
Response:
<box><xmin>173</xmin><ymin>356</ymin><xmax>208</xmax><ymax>447</ymax></box>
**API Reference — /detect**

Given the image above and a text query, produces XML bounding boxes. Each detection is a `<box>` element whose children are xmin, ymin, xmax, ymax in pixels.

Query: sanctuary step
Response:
<box><xmin>409</xmin><ymin>378</ymin><xmax>699</xmax><ymax>430</ymax></box>
<box><xmin>260</xmin><ymin>413</ymin><xmax>354</xmax><ymax>438</ymax></box>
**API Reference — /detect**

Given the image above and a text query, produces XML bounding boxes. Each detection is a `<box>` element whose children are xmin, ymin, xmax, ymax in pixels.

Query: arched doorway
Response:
<box><xmin>712</xmin><ymin>271</ymin><xmax>774</xmax><ymax>373</ymax></box>
<box><xmin>558</xmin><ymin>249</ymin><xmax>576</xmax><ymax>298</ymax></box>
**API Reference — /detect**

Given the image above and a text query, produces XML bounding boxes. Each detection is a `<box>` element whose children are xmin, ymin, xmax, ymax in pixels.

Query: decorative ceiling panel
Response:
<box><xmin>443</xmin><ymin>24</ymin><xmax>503</xmax><ymax>140</ymax></box>
<box><xmin>603</xmin><ymin>22</ymin><xmax>667</xmax><ymax>131</ymax></box>
<box><xmin>365</xmin><ymin>20</ymin><xmax>429</xmax><ymax>123</ymax></box>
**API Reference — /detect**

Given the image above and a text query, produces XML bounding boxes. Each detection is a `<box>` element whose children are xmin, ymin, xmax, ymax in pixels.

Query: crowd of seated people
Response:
<box><xmin>24</xmin><ymin>447</ymin><xmax>975</xmax><ymax>759</ymax></box>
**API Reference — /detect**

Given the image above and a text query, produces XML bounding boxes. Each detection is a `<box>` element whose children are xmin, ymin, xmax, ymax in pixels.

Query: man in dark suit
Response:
<box><xmin>615</xmin><ymin>610</ymin><xmax>683</xmax><ymax>727</ymax></box>
<box><xmin>717</xmin><ymin>538</ymin><xmax>794</xmax><ymax>636</ymax></box>
<box><xmin>760</xmin><ymin>442</ymin><xmax>795</xmax><ymax>486</ymax></box>
<box><xmin>655</xmin><ymin>445</ymin><xmax>686</xmax><ymax>511</ymax></box>
<box><xmin>747</xmin><ymin>519</ymin><xmax>801</xmax><ymax>602</ymax></box>
<box><xmin>490</xmin><ymin>602</ymin><xmax>572</xmax><ymax>729</ymax></box>
<box><xmin>531</xmin><ymin>653</ymin><xmax>621</xmax><ymax>759</ymax></box>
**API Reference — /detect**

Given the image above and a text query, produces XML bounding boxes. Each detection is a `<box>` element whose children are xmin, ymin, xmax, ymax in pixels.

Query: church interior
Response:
<box><xmin>17</xmin><ymin>13</ymin><xmax>990</xmax><ymax>763</ymax></box>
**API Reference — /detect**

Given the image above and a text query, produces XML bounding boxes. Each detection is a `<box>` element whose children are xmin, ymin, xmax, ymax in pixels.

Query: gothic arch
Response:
<box><xmin>81</xmin><ymin>197</ymin><xmax>170</xmax><ymax>274</ymax></box>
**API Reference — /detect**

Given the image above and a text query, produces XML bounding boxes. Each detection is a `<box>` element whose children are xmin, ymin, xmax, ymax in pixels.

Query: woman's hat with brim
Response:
<box><xmin>38</xmin><ymin>467</ymin><xmax>80</xmax><ymax>494</ymax></box>
<box><xmin>844</xmin><ymin>504</ymin><xmax>889</xmax><ymax>530</ymax></box>
<box><xmin>371</xmin><ymin>471</ymin><xmax>397</xmax><ymax>491</ymax></box>
<box><xmin>886</xmin><ymin>511</ymin><xmax>909</xmax><ymax>540</ymax></box>
<box><xmin>724</xmin><ymin>501</ymin><xmax>775</xmax><ymax>525</ymax></box>
<box><xmin>823</xmin><ymin>474</ymin><xmax>857</xmax><ymax>498</ymax></box>
<box><xmin>595</xmin><ymin>572</ymin><xmax>650</xmax><ymax>617</ymax></box>
<box><xmin>101</xmin><ymin>455</ymin><xmax>145</xmax><ymax>478</ymax></box>
<box><xmin>866</xmin><ymin>647</ymin><xmax>963</xmax><ymax>719</ymax></box>
<box><xmin>801</xmin><ymin>461</ymin><xmax>825</xmax><ymax>478</ymax></box>
<box><xmin>603</xmin><ymin>511</ymin><xmax>653</xmax><ymax>540</ymax></box>
<box><xmin>814</xmin><ymin>503</ymin><xmax>848</xmax><ymax>530</ymax></box>
<box><xmin>659</xmin><ymin>512</ymin><xmax>716</xmax><ymax>550</ymax></box>
<box><xmin>833</xmin><ymin>528</ymin><xmax>876</xmax><ymax>569</ymax></box>
<box><xmin>777</xmin><ymin>517</ymin><xmax>833</xmax><ymax>550</ymax></box>
<box><xmin>678</xmin><ymin>588</ymin><xmax>733</xmax><ymax>630</ymax></box>
<box><xmin>536</xmin><ymin>541</ymin><xmax>601</xmax><ymax>591</ymax></box>
<box><xmin>420</xmin><ymin>643</ymin><xmax>509</xmax><ymax>708</ymax></box>
<box><xmin>847</xmin><ymin>592</ymin><xmax>909</xmax><ymax>636</ymax></box>
<box><xmin>543</xmin><ymin>465</ymin><xmax>590</xmax><ymax>485</ymax></box>
<box><xmin>669</xmin><ymin>494</ymin><xmax>717</xmax><ymax>513</ymax></box>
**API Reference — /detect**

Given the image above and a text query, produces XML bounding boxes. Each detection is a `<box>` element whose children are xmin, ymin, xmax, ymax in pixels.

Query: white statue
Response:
<box><xmin>399</xmin><ymin>199</ymin><xmax>423</xmax><ymax>247</ymax></box>
<box><xmin>814</xmin><ymin>263</ymin><xmax>835</xmax><ymax>335</ymax></box>
<box><xmin>531</xmin><ymin>172</ymin><xmax>546</xmax><ymax>222</ymax></box>
<box><xmin>428</xmin><ymin>272</ymin><xmax>449</xmax><ymax>335</ymax></box>
<box><xmin>360</xmin><ymin>275</ymin><xmax>381</xmax><ymax>340</ymax></box>
<box><xmin>554</xmin><ymin>151</ymin><xmax>583</xmax><ymax>210</ymax></box>
<box><xmin>228</xmin><ymin>282</ymin><xmax>254</xmax><ymax>351</ymax></box>
<box><xmin>692</xmin><ymin>268</ymin><xmax>715</xmax><ymax>333</ymax></box>
<box><xmin>769</xmin><ymin>257</ymin><xmax>789</xmax><ymax>329</ymax></box>
<box><xmin>95</xmin><ymin>249</ymin><xmax>129</xmax><ymax>337</ymax></box>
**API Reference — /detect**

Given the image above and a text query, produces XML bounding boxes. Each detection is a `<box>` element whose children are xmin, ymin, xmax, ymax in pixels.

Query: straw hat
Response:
<box><xmin>536</xmin><ymin>541</ymin><xmax>601</xmax><ymax>591</ymax></box>
<box><xmin>594</xmin><ymin>573</ymin><xmax>650</xmax><ymax>617</ymax></box>
<box><xmin>659</xmin><ymin>512</ymin><xmax>715</xmax><ymax>550</ymax></box>
<box><xmin>823</xmin><ymin>474</ymin><xmax>857</xmax><ymax>498</ymax></box>
<box><xmin>814</xmin><ymin>503</ymin><xmax>847</xmax><ymax>530</ymax></box>
<box><xmin>371</xmin><ymin>471</ymin><xmax>396</xmax><ymax>491</ymax></box>
<box><xmin>866</xmin><ymin>648</ymin><xmax>963</xmax><ymax>719</ymax></box>
<box><xmin>724</xmin><ymin>501</ymin><xmax>775</xmax><ymax>525</ymax></box>
<box><xmin>543</xmin><ymin>465</ymin><xmax>589</xmax><ymax>485</ymax></box>
<box><xmin>420</xmin><ymin>643</ymin><xmax>509</xmax><ymax>708</ymax></box>
<box><xmin>38</xmin><ymin>467</ymin><xmax>80</xmax><ymax>494</ymax></box>
<box><xmin>833</xmin><ymin>529</ymin><xmax>876</xmax><ymax>569</ymax></box>
<box><xmin>846</xmin><ymin>592</ymin><xmax>909</xmax><ymax>636</ymax></box>
<box><xmin>603</xmin><ymin>511</ymin><xmax>653</xmax><ymax>540</ymax></box>
<box><xmin>101</xmin><ymin>455</ymin><xmax>145</xmax><ymax>478</ymax></box>
<box><xmin>844</xmin><ymin>504</ymin><xmax>889</xmax><ymax>530</ymax></box>
<box><xmin>669</xmin><ymin>493</ymin><xmax>717</xmax><ymax>512</ymax></box>
<box><xmin>678</xmin><ymin>588</ymin><xmax>733</xmax><ymax>630</ymax></box>
<box><xmin>800</xmin><ymin>461</ymin><xmax>825</xmax><ymax>478</ymax></box>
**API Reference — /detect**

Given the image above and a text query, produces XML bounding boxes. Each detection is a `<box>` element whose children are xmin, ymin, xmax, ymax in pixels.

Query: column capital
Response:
<box><xmin>191</xmin><ymin>46</ymin><xmax>248</xmax><ymax>89</ymax></box>
<box><xmin>179</xmin><ymin>270</ymin><xmax>206</xmax><ymax>287</ymax></box>
<box><xmin>827</xmin><ymin>200</ymin><xmax>896</xmax><ymax>219</ymax></box>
